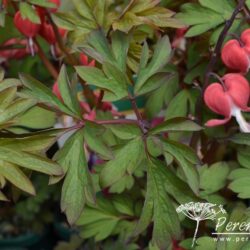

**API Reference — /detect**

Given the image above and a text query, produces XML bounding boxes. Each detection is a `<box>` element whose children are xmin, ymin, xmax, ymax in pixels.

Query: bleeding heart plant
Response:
<box><xmin>1</xmin><ymin>1</ymin><xmax>250</xmax><ymax>250</ymax></box>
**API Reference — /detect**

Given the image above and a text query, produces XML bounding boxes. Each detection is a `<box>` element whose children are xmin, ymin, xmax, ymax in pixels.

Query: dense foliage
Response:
<box><xmin>1</xmin><ymin>0</ymin><xmax>250</xmax><ymax>249</ymax></box>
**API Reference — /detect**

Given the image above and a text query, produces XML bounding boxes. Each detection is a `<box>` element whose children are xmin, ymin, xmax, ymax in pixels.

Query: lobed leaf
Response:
<box><xmin>0</xmin><ymin>147</ymin><xmax>63</xmax><ymax>176</ymax></box>
<box><xmin>150</xmin><ymin>117</ymin><xmax>202</xmax><ymax>134</ymax></box>
<box><xmin>100</xmin><ymin>137</ymin><xmax>144</xmax><ymax>188</ymax></box>
<box><xmin>19</xmin><ymin>73</ymin><xmax>74</xmax><ymax>116</ymax></box>
<box><xmin>0</xmin><ymin>161</ymin><xmax>35</xmax><ymax>195</ymax></box>
<box><xmin>60</xmin><ymin>129</ymin><xmax>95</xmax><ymax>224</ymax></box>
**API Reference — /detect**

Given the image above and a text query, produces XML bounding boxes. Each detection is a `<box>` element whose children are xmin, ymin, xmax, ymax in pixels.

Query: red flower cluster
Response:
<box><xmin>204</xmin><ymin>30</ymin><xmax>250</xmax><ymax>132</ymax></box>
<box><xmin>0</xmin><ymin>38</ymin><xmax>36</xmax><ymax>62</ymax></box>
<box><xmin>13</xmin><ymin>0</ymin><xmax>65</xmax><ymax>56</ymax></box>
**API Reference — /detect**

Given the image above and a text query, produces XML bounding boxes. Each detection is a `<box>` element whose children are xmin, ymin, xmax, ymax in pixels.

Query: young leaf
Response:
<box><xmin>0</xmin><ymin>161</ymin><xmax>35</xmax><ymax>195</ymax></box>
<box><xmin>135</xmin><ymin>36</ymin><xmax>171</xmax><ymax>93</ymax></box>
<box><xmin>52</xmin><ymin>12</ymin><xmax>76</xmax><ymax>31</ymax></box>
<box><xmin>146</xmin><ymin>73</ymin><xmax>179</xmax><ymax>118</ymax></box>
<box><xmin>60</xmin><ymin>129</ymin><xmax>95</xmax><ymax>225</ymax></box>
<box><xmin>136</xmin><ymin>72</ymin><xmax>173</xmax><ymax>96</ymax></box>
<box><xmin>111</xmin><ymin>31</ymin><xmax>129</xmax><ymax>72</ymax></box>
<box><xmin>75</xmin><ymin>66</ymin><xmax>116</xmax><ymax>93</ymax></box>
<box><xmin>165</xmin><ymin>89</ymin><xmax>189</xmax><ymax>119</ymax></box>
<box><xmin>19</xmin><ymin>73</ymin><xmax>74</xmax><ymax>116</ymax></box>
<box><xmin>138</xmin><ymin>42</ymin><xmax>149</xmax><ymax>72</ymax></box>
<box><xmin>20</xmin><ymin>2</ymin><xmax>41</xmax><ymax>24</ymax></box>
<box><xmin>177</xmin><ymin>0</ymin><xmax>229</xmax><ymax>37</ymax></box>
<box><xmin>102</xmin><ymin>61</ymin><xmax>129</xmax><ymax>90</ymax></box>
<box><xmin>75</xmin><ymin>65</ymin><xmax>128</xmax><ymax>101</ymax></box>
<box><xmin>87</xmin><ymin>29</ymin><xmax>114</xmax><ymax>63</ymax></box>
<box><xmin>58</xmin><ymin>65</ymin><xmax>81</xmax><ymax>117</ymax></box>
<box><xmin>72</xmin><ymin>0</ymin><xmax>95</xmax><ymax>20</ymax></box>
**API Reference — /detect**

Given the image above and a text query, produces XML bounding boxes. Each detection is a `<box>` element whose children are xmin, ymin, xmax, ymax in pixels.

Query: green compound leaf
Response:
<box><xmin>162</xmin><ymin>138</ymin><xmax>200</xmax><ymax>194</ymax></box>
<box><xmin>60</xmin><ymin>129</ymin><xmax>95</xmax><ymax>225</ymax></box>
<box><xmin>58</xmin><ymin>65</ymin><xmax>82</xmax><ymax>117</ymax></box>
<box><xmin>100</xmin><ymin>137</ymin><xmax>144</xmax><ymax>189</ymax></box>
<box><xmin>135</xmin><ymin>36</ymin><xmax>171</xmax><ymax>94</ymax></box>
<box><xmin>19</xmin><ymin>73</ymin><xmax>75</xmax><ymax>117</ymax></box>
<box><xmin>0</xmin><ymin>147</ymin><xmax>63</xmax><ymax>176</ymax></box>
<box><xmin>149</xmin><ymin>117</ymin><xmax>202</xmax><ymax>134</ymax></box>
<box><xmin>20</xmin><ymin>2</ymin><xmax>41</xmax><ymax>24</ymax></box>
<box><xmin>0</xmin><ymin>161</ymin><xmax>36</xmax><ymax>195</ymax></box>
<box><xmin>135</xmin><ymin>158</ymin><xmax>181</xmax><ymax>250</ymax></box>
<box><xmin>176</xmin><ymin>0</ymin><xmax>234</xmax><ymax>37</ymax></box>
<box><xmin>0</xmin><ymin>98</ymin><xmax>36</xmax><ymax>125</ymax></box>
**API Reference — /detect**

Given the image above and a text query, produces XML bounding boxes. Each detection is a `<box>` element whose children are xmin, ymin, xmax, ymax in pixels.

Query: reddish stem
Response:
<box><xmin>34</xmin><ymin>38</ymin><xmax>58</xmax><ymax>80</ymax></box>
<box><xmin>96</xmin><ymin>119</ymin><xmax>138</xmax><ymax>125</ymax></box>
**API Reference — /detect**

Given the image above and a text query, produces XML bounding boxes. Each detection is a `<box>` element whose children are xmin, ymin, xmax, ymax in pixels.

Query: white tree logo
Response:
<box><xmin>176</xmin><ymin>202</ymin><xmax>226</xmax><ymax>247</ymax></box>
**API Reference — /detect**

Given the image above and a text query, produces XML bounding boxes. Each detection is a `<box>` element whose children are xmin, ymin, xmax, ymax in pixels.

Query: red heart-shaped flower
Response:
<box><xmin>204</xmin><ymin>83</ymin><xmax>232</xmax><ymax>126</ymax></box>
<box><xmin>14</xmin><ymin>11</ymin><xmax>41</xmax><ymax>38</ymax></box>
<box><xmin>221</xmin><ymin>40</ymin><xmax>250</xmax><ymax>73</ymax></box>
<box><xmin>223</xmin><ymin>73</ymin><xmax>250</xmax><ymax>111</ymax></box>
